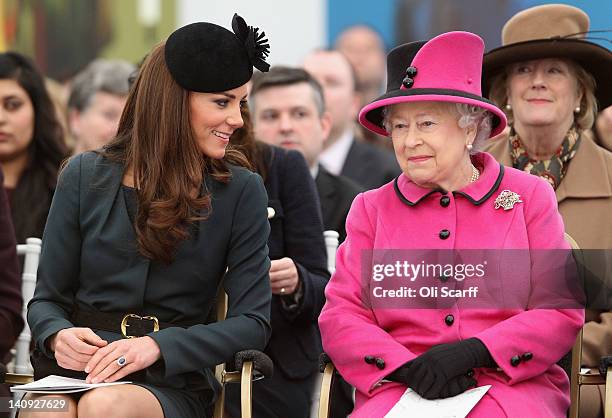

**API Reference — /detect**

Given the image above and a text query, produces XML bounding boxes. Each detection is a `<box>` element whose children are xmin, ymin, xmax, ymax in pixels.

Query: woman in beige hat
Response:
<box><xmin>483</xmin><ymin>4</ymin><xmax>612</xmax><ymax>418</ymax></box>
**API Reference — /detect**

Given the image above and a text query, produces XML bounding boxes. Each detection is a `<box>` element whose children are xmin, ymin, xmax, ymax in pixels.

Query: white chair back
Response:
<box><xmin>13</xmin><ymin>237</ymin><xmax>42</xmax><ymax>375</ymax></box>
<box><xmin>309</xmin><ymin>230</ymin><xmax>339</xmax><ymax>417</ymax></box>
<box><xmin>323</xmin><ymin>230</ymin><xmax>339</xmax><ymax>275</ymax></box>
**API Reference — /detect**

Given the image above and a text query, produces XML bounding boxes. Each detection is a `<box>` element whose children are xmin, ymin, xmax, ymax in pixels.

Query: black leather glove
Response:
<box><xmin>386</xmin><ymin>338</ymin><xmax>494</xmax><ymax>399</ymax></box>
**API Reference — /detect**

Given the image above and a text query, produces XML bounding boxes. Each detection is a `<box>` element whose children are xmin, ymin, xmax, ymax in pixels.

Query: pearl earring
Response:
<box><xmin>466</xmin><ymin>143</ymin><xmax>473</xmax><ymax>151</ymax></box>
<box><xmin>574</xmin><ymin>106</ymin><xmax>581</xmax><ymax>114</ymax></box>
<box><xmin>505</xmin><ymin>103</ymin><xmax>512</xmax><ymax>111</ymax></box>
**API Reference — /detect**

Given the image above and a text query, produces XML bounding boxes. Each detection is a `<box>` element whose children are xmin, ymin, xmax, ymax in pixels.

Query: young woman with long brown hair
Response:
<box><xmin>23</xmin><ymin>15</ymin><xmax>272</xmax><ymax>418</ymax></box>
<box><xmin>0</xmin><ymin>52</ymin><xmax>68</xmax><ymax>244</ymax></box>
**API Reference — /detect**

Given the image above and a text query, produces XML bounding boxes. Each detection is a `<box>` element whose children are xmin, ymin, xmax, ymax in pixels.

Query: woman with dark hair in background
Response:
<box><xmin>0</xmin><ymin>52</ymin><xmax>68</xmax><ymax>244</ymax></box>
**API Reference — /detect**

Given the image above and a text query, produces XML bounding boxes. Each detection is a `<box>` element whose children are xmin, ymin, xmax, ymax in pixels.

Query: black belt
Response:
<box><xmin>72</xmin><ymin>309</ymin><xmax>196</xmax><ymax>339</ymax></box>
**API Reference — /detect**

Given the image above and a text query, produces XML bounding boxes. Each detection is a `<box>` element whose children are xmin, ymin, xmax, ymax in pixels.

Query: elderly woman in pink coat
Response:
<box><xmin>318</xmin><ymin>31</ymin><xmax>584</xmax><ymax>417</ymax></box>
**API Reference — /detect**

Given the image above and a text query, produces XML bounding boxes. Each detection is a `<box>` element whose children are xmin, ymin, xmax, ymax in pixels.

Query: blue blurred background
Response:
<box><xmin>328</xmin><ymin>0</ymin><xmax>612</xmax><ymax>51</ymax></box>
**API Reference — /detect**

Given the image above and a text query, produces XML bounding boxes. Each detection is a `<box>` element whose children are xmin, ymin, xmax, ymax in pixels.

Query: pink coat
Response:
<box><xmin>319</xmin><ymin>152</ymin><xmax>584</xmax><ymax>417</ymax></box>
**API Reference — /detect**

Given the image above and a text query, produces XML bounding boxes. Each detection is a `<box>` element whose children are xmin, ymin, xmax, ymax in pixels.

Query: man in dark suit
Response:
<box><xmin>250</xmin><ymin>66</ymin><xmax>363</xmax><ymax>243</ymax></box>
<box><xmin>315</xmin><ymin>166</ymin><xmax>362</xmax><ymax>243</ymax></box>
<box><xmin>303</xmin><ymin>50</ymin><xmax>401</xmax><ymax>190</ymax></box>
<box><xmin>250</xmin><ymin>67</ymin><xmax>361</xmax><ymax>418</ymax></box>
<box><xmin>225</xmin><ymin>144</ymin><xmax>330</xmax><ymax>418</ymax></box>
<box><xmin>0</xmin><ymin>168</ymin><xmax>23</xmax><ymax>418</ymax></box>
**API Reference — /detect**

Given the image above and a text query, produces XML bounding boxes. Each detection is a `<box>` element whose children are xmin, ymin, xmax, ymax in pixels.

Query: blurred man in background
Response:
<box><xmin>334</xmin><ymin>26</ymin><xmax>390</xmax><ymax>147</ymax></box>
<box><xmin>334</xmin><ymin>25</ymin><xmax>386</xmax><ymax>110</ymax></box>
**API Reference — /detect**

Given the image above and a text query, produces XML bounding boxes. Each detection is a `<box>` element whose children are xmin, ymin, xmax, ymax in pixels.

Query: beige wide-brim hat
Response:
<box><xmin>483</xmin><ymin>4</ymin><xmax>612</xmax><ymax>109</ymax></box>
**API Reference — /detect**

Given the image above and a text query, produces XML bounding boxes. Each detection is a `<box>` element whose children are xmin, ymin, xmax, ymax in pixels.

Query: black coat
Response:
<box><xmin>341</xmin><ymin>139</ymin><xmax>401</xmax><ymax>190</ymax></box>
<box><xmin>0</xmin><ymin>169</ymin><xmax>23</xmax><ymax>414</ymax></box>
<box><xmin>224</xmin><ymin>145</ymin><xmax>330</xmax><ymax>418</ymax></box>
<box><xmin>315</xmin><ymin>165</ymin><xmax>363</xmax><ymax>243</ymax></box>
<box><xmin>262</xmin><ymin>145</ymin><xmax>330</xmax><ymax>379</ymax></box>
<box><xmin>0</xmin><ymin>169</ymin><xmax>22</xmax><ymax>358</ymax></box>
<box><xmin>27</xmin><ymin>152</ymin><xmax>272</xmax><ymax>401</ymax></box>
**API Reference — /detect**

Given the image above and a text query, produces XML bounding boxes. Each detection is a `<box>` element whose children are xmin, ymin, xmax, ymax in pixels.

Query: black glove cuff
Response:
<box><xmin>386</xmin><ymin>363</ymin><xmax>411</xmax><ymax>383</ymax></box>
<box><xmin>464</xmin><ymin>337</ymin><xmax>496</xmax><ymax>368</ymax></box>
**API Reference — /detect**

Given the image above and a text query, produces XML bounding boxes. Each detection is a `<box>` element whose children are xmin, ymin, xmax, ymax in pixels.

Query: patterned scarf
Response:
<box><xmin>509</xmin><ymin>126</ymin><xmax>581</xmax><ymax>189</ymax></box>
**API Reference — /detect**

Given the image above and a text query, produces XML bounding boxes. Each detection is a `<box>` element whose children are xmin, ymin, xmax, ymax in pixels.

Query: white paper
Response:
<box><xmin>10</xmin><ymin>375</ymin><xmax>131</xmax><ymax>394</ymax></box>
<box><xmin>384</xmin><ymin>385</ymin><xmax>491</xmax><ymax>418</ymax></box>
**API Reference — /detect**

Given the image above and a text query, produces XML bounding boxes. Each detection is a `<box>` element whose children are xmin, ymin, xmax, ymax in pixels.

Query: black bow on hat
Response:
<box><xmin>165</xmin><ymin>13</ymin><xmax>271</xmax><ymax>93</ymax></box>
<box><xmin>231</xmin><ymin>14</ymin><xmax>270</xmax><ymax>73</ymax></box>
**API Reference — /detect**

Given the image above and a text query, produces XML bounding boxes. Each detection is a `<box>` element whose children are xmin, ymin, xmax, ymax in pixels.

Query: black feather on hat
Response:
<box><xmin>164</xmin><ymin>14</ymin><xmax>271</xmax><ymax>93</ymax></box>
<box><xmin>231</xmin><ymin>14</ymin><xmax>270</xmax><ymax>73</ymax></box>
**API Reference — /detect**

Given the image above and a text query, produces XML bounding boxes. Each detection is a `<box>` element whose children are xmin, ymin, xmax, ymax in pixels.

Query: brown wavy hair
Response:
<box><xmin>103</xmin><ymin>42</ymin><xmax>249</xmax><ymax>263</ymax></box>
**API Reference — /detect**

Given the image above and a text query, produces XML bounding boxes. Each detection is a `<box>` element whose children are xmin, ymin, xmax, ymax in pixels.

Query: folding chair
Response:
<box><xmin>1</xmin><ymin>238</ymin><xmax>42</xmax><ymax>417</ymax></box>
<box><xmin>11</xmin><ymin>238</ymin><xmax>42</xmax><ymax>376</ymax></box>
<box><xmin>323</xmin><ymin>231</ymin><xmax>339</xmax><ymax>275</ymax></box>
<box><xmin>568</xmin><ymin>328</ymin><xmax>611</xmax><ymax>418</ymax></box>
<box><xmin>309</xmin><ymin>231</ymin><xmax>340</xmax><ymax>418</ymax></box>
<box><xmin>566</xmin><ymin>233</ymin><xmax>611</xmax><ymax>418</ymax></box>
<box><xmin>212</xmin><ymin>289</ymin><xmax>273</xmax><ymax>418</ymax></box>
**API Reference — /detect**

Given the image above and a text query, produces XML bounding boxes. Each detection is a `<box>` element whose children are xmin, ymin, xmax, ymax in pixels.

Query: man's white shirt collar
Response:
<box><xmin>310</xmin><ymin>163</ymin><xmax>319</xmax><ymax>179</ymax></box>
<box><xmin>319</xmin><ymin>129</ymin><xmax>354</xmax><ymax>176</ymax></box>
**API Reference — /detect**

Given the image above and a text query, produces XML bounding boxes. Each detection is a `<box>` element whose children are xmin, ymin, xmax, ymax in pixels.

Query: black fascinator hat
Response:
<box><xmin>165</xmin><ymin>13</ymin><xmax>270</xmax><ymax>92</ymax></box>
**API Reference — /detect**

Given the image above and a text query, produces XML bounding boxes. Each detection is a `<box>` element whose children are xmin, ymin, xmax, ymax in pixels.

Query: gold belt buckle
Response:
<box><xmin>120</xmin><ymin>313</ymin><xmax>160</xmax><ymax>339</ymax></box>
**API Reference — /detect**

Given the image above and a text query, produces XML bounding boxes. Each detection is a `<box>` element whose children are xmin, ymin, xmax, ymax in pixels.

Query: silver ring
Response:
<box><xmin>280</xmin><ymin>287</ymin><xmax>286</xmax><ymax>294</ymax></box>
<box><xmin>116</xmin><ymin>356</ymin><xmax>127</xmax><ymax>367</ymax></box>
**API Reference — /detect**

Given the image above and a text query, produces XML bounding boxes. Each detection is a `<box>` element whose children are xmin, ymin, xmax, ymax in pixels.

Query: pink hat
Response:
<box><xmin>359</xmin><ymin>31</ymin><xmax>507</xmax><ymax>138</ymax></box>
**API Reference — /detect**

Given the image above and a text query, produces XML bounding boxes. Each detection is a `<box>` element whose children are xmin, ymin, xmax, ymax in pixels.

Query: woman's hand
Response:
<box><xmin>49</xmin><ymin>328</ymin><xmax>108</xmax><ymax>371</ymax></box>
<box><xmin>388</xmin><ymin>361</ymin><xmax>477</xmax><ymax>399</ymax></box>
<box><xmin>85</xmin><ymin>336</ymin><xmax>161</xmax><ymax>383</ymax></box>
<box><xmin>386</xmin><ymin>338</ymin><xmax>492</xmax><ymax>399</ymax></box>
